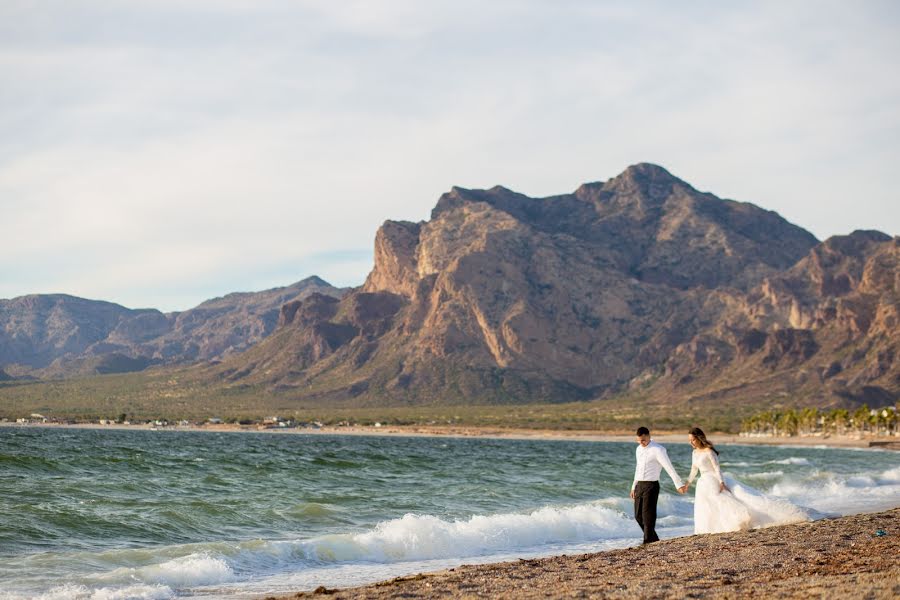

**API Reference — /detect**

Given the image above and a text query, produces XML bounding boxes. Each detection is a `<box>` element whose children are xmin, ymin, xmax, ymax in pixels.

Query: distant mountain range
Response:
<box><xmin>2</xmin><ymin>164</ymin><xmax>897</xmax><ymax>410</ymax></box>
<box><xmin>0</xmin><ymin>277</ymin><xmax>346</xmax><ymax>378</ymax></box>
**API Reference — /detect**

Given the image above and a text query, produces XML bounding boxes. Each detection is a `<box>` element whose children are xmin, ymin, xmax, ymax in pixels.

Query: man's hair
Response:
<box><xmin>636</xmin><ymin>426</ymin><xmax>650</xmax><ymax>436</ymax></box>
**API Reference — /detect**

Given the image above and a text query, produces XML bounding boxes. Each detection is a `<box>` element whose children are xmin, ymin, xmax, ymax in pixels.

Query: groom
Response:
<box><xmin>630</xmin><ymin>426</ymin><xmax>684</xmax><ymax>544</ymax></box>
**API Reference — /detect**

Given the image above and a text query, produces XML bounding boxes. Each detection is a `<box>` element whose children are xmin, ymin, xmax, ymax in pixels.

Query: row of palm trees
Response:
<box><xmin>741</xmin><ymin>404</ymin><xmax>899</xmax><ymax>437</ymax></box>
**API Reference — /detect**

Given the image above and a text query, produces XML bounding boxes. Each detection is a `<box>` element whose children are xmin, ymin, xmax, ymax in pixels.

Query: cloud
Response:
<box><xmin>1</xmin><ymin>1</ymin><xmax>898</xmax><ymax>311</ymax></box>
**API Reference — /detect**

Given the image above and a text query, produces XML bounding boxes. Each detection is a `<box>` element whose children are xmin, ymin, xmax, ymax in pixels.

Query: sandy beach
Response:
<box><xmin>297</xmin><ymin>425</ymin><xmax>896</xmax><ymax>450</ymax></box>
<box><xmin>8</xmin><ymin>421</ymin><xmax>897</xmax><ymax>450</ymax></box>
<box><xmin>272</xmin><ymin>508</ymin><xmax>900</xmax><ymax>599</ymax></box>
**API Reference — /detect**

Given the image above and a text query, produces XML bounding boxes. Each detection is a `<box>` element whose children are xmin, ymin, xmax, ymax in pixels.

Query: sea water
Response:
<box><xmin>0</xmin><ymin>427</ymin><xmax>897</xmax><ymax>599</ymax></box>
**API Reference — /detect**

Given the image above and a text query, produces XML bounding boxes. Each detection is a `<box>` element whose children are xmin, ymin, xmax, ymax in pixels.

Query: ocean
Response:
<box><xmin>1</xmin><ymin>426</ymin><xmax>897</xmax><ymax>599</ymax></box>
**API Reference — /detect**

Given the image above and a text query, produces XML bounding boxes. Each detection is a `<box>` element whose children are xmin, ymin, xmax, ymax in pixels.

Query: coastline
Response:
<box><xmin>272</xmin><ymin>508</ymin><xmax>900</xmax><ymax>599</ymax></box>
<box><xmin>5</xmin><ymin>421</ymin><xmax>896</xmax><ymax>449</ymax></box>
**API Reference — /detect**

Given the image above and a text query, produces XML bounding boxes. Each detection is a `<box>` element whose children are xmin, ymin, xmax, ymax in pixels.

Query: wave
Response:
<box><xmin>99</xmin><ymin>553</ymin><xmax>235</xmax><ymax>588</ymax></box>
<box><xmin>740</xmin><ymin>470</ymin><xmax>784</xmax><ymax>481</ymax></box>
<box><xmin>1</xmin><ymin>584</ymin><xmax>173</xmax><ymax>600</ymax></box>
<box><xmin>299</xmin><ymin>502</ymin><xmax>637</xmax><ymax>563</ymax></box>
<box><xmin>0</xmin><ymin>555</ymin><xmax>234</xmax><ymax>600</ymax></box>
<box><xmin>0</xmin><ymin>502</ymin><xmax>640</xmax><ymax>600</ymax></box>
<box><xmin>6</xmin><ymin>470</ymin><xmax>897</xmax><ymax>600</ymax></box>
<box><xmin>722</xmin><ymin>457</ymin><xmax>811</xmax><ymax>468</ymax></box>
<box><xmin>766</xmin><ymin>457</ymin><xmax>811</xmax><ymax>466</ymax></box>
<box><xmin>771</xmin><ymin>464</ymin><xmax>900</xmax><ymax>514</ymax></box>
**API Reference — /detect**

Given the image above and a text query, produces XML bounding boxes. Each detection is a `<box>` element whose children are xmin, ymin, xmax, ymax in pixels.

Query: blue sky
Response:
<box><xmin>2</xmin><ymin>1</ymin><xmax>898</xmax><ymax>312</ymax></box>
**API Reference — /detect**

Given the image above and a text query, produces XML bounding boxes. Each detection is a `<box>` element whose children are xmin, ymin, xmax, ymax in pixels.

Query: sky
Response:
<box><xmin>2</xmin><ymin>1</ymin><xmax>898</xmax><ymax>312</ymax></box>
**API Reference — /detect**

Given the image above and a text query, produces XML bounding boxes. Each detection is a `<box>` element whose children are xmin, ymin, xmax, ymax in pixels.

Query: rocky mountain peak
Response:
<box><xmin>573</xmin><ymin>162</ymin><xmax>689</xmax><ymax>206</ymax></box>
<box><xmin>363</xmin><ymin>220</ymin><xmax>423</xmax><ymax>297</ymax></box>
<box><xmin>784</xmin><ymin>230</ymin><xmax>894</xmax><ymax>298</ymax></box>
<box><xmin>609</xmin><ymin>162</ymin><xmax>682</xmax><ymax>187</ymax></box>
<box><xmin>366</xmin><ymin>165</ymin><xmax>821</xmax><ymax>306</ymax></box>
<box><xmin>820</xmin><ymin>230</ymin><xmax>892</xmax><ymax>257</ymax></box>
<box><xmin>431</xmin><ymin>186</ymin><xmax>509</xmax><ymax>220</ymax></box>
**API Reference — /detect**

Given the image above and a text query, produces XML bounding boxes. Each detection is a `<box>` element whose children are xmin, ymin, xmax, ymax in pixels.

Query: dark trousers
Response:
<box><xmin>633</xmin><ymin>480</ymin><xmax>660</xmax><ymax>544</ymax></box>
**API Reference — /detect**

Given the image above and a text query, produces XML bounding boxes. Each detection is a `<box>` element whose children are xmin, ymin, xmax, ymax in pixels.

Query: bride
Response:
<box><xmin>678</xmin><ymin>427</ymin><xmax>809</xmax><ymax>534</ymax></box>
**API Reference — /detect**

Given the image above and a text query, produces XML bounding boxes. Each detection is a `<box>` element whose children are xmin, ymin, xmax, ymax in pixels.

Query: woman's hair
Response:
<box><xmin>689</xmin><ymin>427</ymin><xmax>719</xmax><ymax>455</ymax></box>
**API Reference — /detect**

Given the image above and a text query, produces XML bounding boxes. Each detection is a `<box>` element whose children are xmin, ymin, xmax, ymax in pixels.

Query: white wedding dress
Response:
<box><xmin>687</xmin><ymin>449</ymin><xmax>809</xmax><ymax>534</ymax></box>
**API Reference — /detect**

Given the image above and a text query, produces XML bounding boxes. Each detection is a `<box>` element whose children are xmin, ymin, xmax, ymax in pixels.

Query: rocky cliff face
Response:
<box><xmin>0</xmin><ymin>277</ymin><xmax>346</xmax><ymax>378</ymax></box>
<box><xmin>211</xmin><ymin>164</ymin><xmax>897</xmax><ymax>408</ymax></box>
<box><xmin>652</xmin><ymin>231</ymin><xmax>899</xmax><ymax>406</ymax></box>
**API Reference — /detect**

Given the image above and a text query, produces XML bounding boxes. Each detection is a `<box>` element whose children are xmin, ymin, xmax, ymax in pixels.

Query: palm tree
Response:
<box><xmin>760</xmin><ymin>410</ymin><xmax>777</xmax><ymax>436</ymax></box>
<box><xmin>741</xmin><ymin>415</ymin><xmax>757</xmax><ymax>435</ymax></box>
<box><xmin>820</xmin><ymin>410</ymin><xmax>833</xmax><ymax>436</ymax></box>
<box><xmin>778</xmin><ymin>409</ymin><xmax>800</xmax><ymax>436</ymax></box>
<box><xmin>852</xmin><ymin>405</ymin><xmax>871</xmax><ymax>436</ymax></box>
<box><xmin>885</xmin><ymin>407</ymin><xmax>898</xmax><ymax>436</ymax></box>
<box><xmin>830</xmin><ymin>408</ymin><xmax>849</xmax><ymax>436</ymax></box>
<box><xmin>799</xmin><ymin>407</ymin><xmax>819</xmax><ymax>435</ymax></box>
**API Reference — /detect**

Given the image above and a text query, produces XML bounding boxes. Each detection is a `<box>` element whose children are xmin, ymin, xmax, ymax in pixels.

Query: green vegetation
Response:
<box><xmin>741</xmin><ymin>404</ymin><xmax>899</xmax><ymax>437</ymax></box>
<box><xmin>0</xmin><ymin>367</ymin><xmax>754</xmax><ymax>432</ymax></box>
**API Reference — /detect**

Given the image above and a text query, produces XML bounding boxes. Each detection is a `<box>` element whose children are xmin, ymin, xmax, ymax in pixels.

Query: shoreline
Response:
<box><xmin>272</xmin><ymin>508</ymin><xmax>900</xmax><ymax>599</ymax></box>
<box><xmin>4</xmin><ymin>421</ymin><xmax>897</xmax><ymax>449</ymax></box>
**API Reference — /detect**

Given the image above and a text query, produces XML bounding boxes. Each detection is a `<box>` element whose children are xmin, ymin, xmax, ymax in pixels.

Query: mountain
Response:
<box><xmin>5</xmin><ymin>164</ymin><xmax>895</xmax><ymax>413</ymax></box>
<box><xmin>207</xmin><ymin>164</ymin><xmax>897</xmax><ymax>408</ymax></box>
<box><xmin>0</xmin><ymin>277</ymin><xmax>347</xmax><ymax>378</ymax></box>
<box><xmin>652</xmin><ymin>230</ymin><xmax>898</xmax><ymax>405</ymax></box>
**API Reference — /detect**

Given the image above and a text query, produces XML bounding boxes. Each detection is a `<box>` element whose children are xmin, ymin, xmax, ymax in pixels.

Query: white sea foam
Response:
<box><xmin>766</xmin><ymin>457</ymin><xmax>811</xmax><ymax>466</ymax></box>
<box><xmin>93</xmin><ymin>553</ymin><xmax>235</xmax><ymax>589</ymax></box>
<box><xmin>0</xmin><ymin>584</ymin><xmax>174</xmax><ymax>600</ymax></box>
<box><xmin>300</xmin><ymin>502</ymin><xmax>637</xmax><ymax>563</ymax></box>
<box><xmin>770</xmin><ymin>464</ymin><xmax>900</xmax><ymax>515</ymax></box>
<box><xmin>879</xmin><ymin>465</ymin><xmax>900</xmax><ymax>482</ymax></box>
<box><xmin>87</xmin><ymin>584</ymin><xmax>173</xmax><ymax>600</ymax></box>
<box><xmin>722</xmin><ymin>457</ymin><xmax>811</xmax><ymax>468</ymax></box>
<box><xmin>741</xmin><ymin>470</ymin><xmax>784</xmax><ymax>481</ymax></box>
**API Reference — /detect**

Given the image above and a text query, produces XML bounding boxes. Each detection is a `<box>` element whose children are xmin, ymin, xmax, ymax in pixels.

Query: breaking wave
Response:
<box><xmin>299</xmin><ymin>502</ymin><xmax>636</xmax><ymax>563</ymax></box>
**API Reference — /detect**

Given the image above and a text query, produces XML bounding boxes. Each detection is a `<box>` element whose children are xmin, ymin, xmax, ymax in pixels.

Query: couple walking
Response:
<box><xmin>630</xmin><ymin>426</ymin><xmax>808</xmax><ymax>544</ymax></box>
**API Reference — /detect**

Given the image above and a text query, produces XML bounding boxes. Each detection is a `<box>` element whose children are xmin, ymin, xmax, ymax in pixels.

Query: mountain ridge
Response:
<box><xmin>2</xmin><ymin>164</ymin><xmax>896</xmax><ymax>413</ymax></box>
<box><xmin>201</xmin><ymin>164</ymin><xmax>895</xmax><ymax>409</ymax></box>
<box><xmin>0</xmin><ymin>276</ymin><xmax>347</xmax><ymax>378</ymax></box>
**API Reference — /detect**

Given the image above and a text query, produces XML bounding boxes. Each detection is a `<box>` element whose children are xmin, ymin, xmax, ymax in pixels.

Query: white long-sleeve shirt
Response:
<box><xmin>632</xmin><ymin>440</ymin><xmax>684</xmax><ymax>490</ymax></box>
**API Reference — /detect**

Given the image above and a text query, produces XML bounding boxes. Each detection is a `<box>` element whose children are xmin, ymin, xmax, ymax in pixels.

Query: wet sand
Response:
<box><xmin>271</xmin><ymin>508</ymin><xmax>900</xmax><ymax>599</ymax></box>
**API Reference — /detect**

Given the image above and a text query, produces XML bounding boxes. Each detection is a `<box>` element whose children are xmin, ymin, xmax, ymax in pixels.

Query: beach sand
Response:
<box><xmin>271</xmin><ymin>508</ymin><xmax>900</xmax><ymax>599</ymax></box>
<box><xmin>300</xmin><ymin>425</ymin><xmax>894</xmax><ymax>449</ymax></box>
<box><xmin>12</xmin><ymin>422</ymin><xmax>897</xmax><ymax>450</ymax></box>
